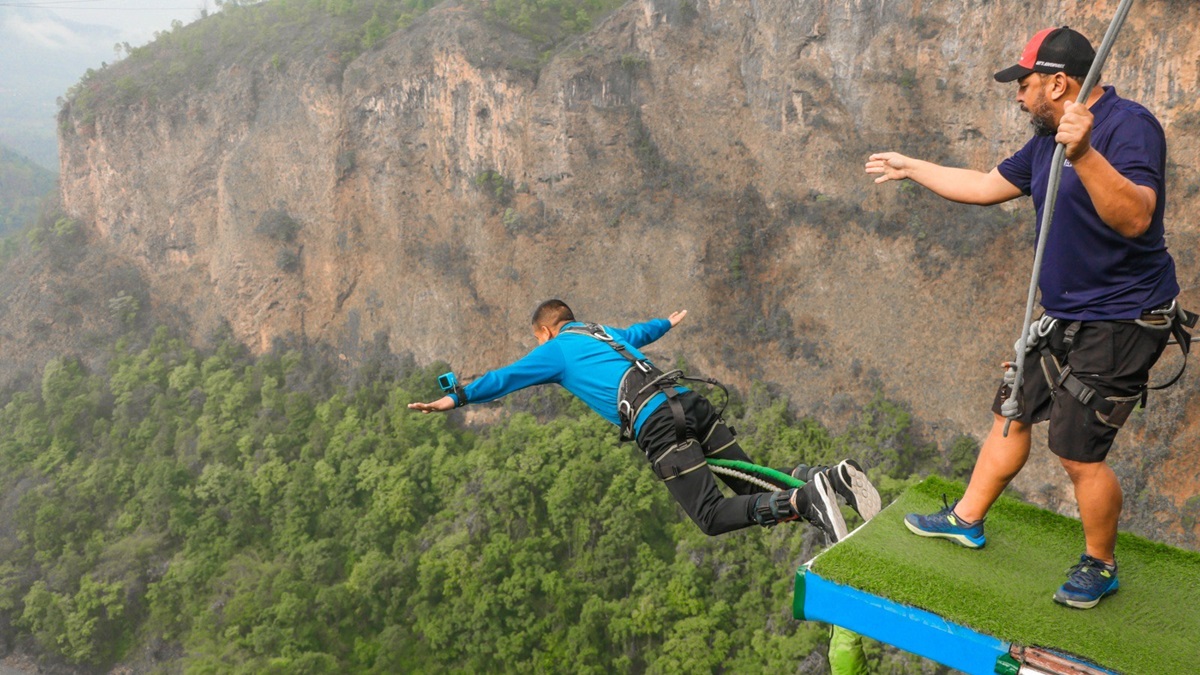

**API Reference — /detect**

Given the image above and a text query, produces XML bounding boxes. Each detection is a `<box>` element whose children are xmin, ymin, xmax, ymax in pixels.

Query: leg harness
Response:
<box><xmin>1017</xmin><ymin>301</ymin><xmax>1196</xmax><ymax>428</ymax></box>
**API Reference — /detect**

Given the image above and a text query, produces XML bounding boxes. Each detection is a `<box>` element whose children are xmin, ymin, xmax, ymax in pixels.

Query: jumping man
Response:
<box><xmin>409</xmin><ymin>299</ymin><xmax>881</xmax><ymax>540</ymax></box>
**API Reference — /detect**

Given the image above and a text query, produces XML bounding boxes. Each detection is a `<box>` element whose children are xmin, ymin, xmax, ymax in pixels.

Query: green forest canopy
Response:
<box><xmin>0</xmin><ymin>325</ymin><xmax>962</xmax><ymax>673</ymax></box>
<box><xmin>0</xmin><ymin>145</ymin><xmax>55</xmax><ymax>236</ymax></box>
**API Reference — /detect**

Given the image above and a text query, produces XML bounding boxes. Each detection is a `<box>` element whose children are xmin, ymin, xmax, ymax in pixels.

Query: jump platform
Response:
<box><xmin>794</xmin><ymin>476</ymin><xmax>1200</xmax><ymax>675</ymax></box>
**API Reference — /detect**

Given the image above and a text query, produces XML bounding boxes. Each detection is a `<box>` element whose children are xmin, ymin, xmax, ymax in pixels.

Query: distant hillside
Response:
<box><xmin>0</xmin><ymin>145</ymin><xmax>54</xmax><ymax>234</ymax></box>
<box><xmin>0</xmin><ymin>0</ymin><xmax>1195</xmax><ymax>671</ymax></box>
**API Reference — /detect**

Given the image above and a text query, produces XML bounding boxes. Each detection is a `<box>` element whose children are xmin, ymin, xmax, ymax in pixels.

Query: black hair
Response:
<box><xmin>531</xmin><ymin>299</ymin><xmax>574</xmax><ymax>327</ymax></box>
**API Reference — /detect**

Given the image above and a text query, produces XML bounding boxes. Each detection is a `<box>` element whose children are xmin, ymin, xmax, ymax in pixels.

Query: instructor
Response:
<box><xmin>866</xmin><ymin>26</ymin><xmax>1180</xmax><ymax>608</ymax></box>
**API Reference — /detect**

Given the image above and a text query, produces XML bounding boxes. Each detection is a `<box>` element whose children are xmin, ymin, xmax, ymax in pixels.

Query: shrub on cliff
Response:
<box><xmin>59</xmin><ymin>0</ymin><xmax>438</xmax><ymax>126</ymax></box>
<box><xmin>256</xmin><ymin>209</ymin><xmax>302</xmax><ymax>243</ymax></box>
<box><xmin>472</xmin><ymin>0</ymin><xmax>626</xmax><ymax>52</ymax></box>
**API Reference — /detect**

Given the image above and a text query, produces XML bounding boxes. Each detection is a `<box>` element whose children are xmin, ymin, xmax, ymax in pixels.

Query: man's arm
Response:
<box><xmin>866</xmin><ymin>153</ymin><xmax>1024</xmax><ymax>206</ymax></box>
<box><xmin>614</xmin><ymin>310</ymin><xmax>687</xmax><ymax>349</ymax></box>
<box><xmin>408</xmin><ymin>342</ymin><xmax>566</xmax><ymax>414</ymax></box>
<box><xmin>1058</xmin><ymin>101</ymin><xmax>1157</xmax><ymax>238</ymax></box>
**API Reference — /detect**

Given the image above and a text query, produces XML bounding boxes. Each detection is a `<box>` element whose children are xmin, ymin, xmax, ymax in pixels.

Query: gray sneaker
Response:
<box><xmin>792</xmin><ymin>471</ymin><xmax>849</xmax><ymax>542</ymax></box>
<box><xmin>792</xmin><ymin>459</ymin><xmax>881</xmax><ymax>521</ymax></box>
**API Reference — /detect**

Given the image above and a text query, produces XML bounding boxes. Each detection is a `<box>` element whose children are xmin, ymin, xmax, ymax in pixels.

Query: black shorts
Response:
<box><xmin>991</xmin><ymin>320</ymin><xmax>1170</xmax><ymax>463</ymax></box>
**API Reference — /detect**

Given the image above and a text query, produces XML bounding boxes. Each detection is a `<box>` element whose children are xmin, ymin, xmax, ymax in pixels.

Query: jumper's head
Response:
<box><xmin>531</xmin><ymin>299</ymin><xmax>574</xmax><ymax>345</ymax></box>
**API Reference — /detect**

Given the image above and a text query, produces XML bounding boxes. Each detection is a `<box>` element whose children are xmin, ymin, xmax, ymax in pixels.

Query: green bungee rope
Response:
<box><xmin>705</xmin><ymin>458</ymin><xmax>802</xmax><ymax>490</ymax></box>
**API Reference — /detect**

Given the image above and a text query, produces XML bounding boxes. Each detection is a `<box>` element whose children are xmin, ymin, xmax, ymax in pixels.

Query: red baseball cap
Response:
<box><xmin>994</xmin><ymin>26</ymin><xmax>1096</xmax><ymax>83</ymax></box>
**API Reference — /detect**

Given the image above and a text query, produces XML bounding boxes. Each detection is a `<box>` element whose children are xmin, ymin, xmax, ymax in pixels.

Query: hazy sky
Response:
<box><xmin>0</xmin><ymin>0</ymin><xmax>210</xmax><ymax>166</ymax></box>
<box><xmin>1</xmin><ymin>0</ymin><xmax>204</xmax><ymax>47</ymax></box>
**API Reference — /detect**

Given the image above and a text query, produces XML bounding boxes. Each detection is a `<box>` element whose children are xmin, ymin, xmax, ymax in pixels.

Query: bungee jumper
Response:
<box><xmin>866</xmin><ymin>18</ymin><xmax>1192</xmax><ymax>610</ymax></box>
<box><xmin>408</xmin><ymin>299</ymin><xmax>881</xmax><ymax>541</ymax></box>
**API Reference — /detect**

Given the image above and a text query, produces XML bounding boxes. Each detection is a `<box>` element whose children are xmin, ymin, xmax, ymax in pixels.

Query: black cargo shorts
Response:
<box><xmin>991</xmin><ymin>319</ymin><xmax>1170</xmax><ymax>463</ymax></box>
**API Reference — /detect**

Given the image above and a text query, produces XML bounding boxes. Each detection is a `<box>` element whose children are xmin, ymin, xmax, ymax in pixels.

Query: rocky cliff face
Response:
<box><xmin>55</xmin><ymin>0</ymin><xmax>1200</xmax><ymax>546</ymax></box>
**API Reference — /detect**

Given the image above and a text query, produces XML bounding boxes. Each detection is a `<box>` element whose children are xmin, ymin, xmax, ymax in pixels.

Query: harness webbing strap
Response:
<box><xmin>1152</xmin><ymin>305</ymin><xmax>1197</xmax><ymax>391</ymax></box>
<box><xmin>663</xmin><ymin>386</ymin><xmax>688</xmax><ymax>445</ymax></box>
<box><xmin>560</xmin><ymin>322</ymin><xmax>688</xmax><ymax>444</ymax></box>
<box><xmin>1015</xmin><ymin>302</ymin><xmax>1195</xmax><ymax>428</ymax></box>
<box><xmin>1043</xmin><ymin>355</ymin><xmax>1113</xmax><ymax>415</ymax></box>
<box><xmin>1040</xmin><ymin>352</ymin><xmax>1140</xmax><ymax>428</ymax></box>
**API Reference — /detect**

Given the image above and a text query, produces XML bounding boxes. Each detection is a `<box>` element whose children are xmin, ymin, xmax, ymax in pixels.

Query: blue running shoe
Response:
<box><xmin>1053</xmin><ymin>554</ymin><xmax>1118</xmax><ymax>609</ymax></box>
<box><xmin>903</xmin><ymin>495</ymin><xmax>986</xmax><ymax>548</ymax></box>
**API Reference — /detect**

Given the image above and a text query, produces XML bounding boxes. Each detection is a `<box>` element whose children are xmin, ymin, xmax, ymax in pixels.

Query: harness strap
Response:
<box><xmin>752</xmin><ymin>490</ymin><xmax>800</xmax><ymax>527</ymax></box>
<box><xmin>663</xmin><ymin>386</ymin><xmax>687</xmax><ymax>445</ymax></box>
<box><xmin>1032</xmin><ymin>322</ymin><xmax>1116</xmax><ymax>416</ymax></box>
<box><xmin>560</xmin><ymin>322</ymin><xmax>689</xmax><ymax>444</ymax></box>
<box><xmin>1149</xmin><ymin>303</ymin><xmax>1196</xmax><ymax>391</ymax></box>
<box><xmin>1049</xmin><ymin>358</ymin><xmax>1111</xmax><ymax>414</ymax></box>
<box><xmin>1039</xmin><ymin>351</ymin><xmax>1140</xmax><ymax>427</ymax></box>
<box><xmin>1021</xmin><ymin>303</ymin><xmax>1196</xmax><ymax>423</ymax></box>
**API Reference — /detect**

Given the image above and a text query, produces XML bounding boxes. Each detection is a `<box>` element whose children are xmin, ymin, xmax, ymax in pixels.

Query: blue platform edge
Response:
<box><xmin>794</xmin><ymin>566</ymin><xmax>1009</xmax><ymax>675</ymax></box>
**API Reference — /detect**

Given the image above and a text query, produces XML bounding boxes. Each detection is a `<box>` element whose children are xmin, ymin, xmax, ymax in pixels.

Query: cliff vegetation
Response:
<box><xmin>0</xmin><ymin>146</ymin><xmax>55</xmax><ymax>237</ymax></box>
<box><xmin>0</xmin><ymin>321</ymin><xmax>958</xmax><ymax>673</ymax></box>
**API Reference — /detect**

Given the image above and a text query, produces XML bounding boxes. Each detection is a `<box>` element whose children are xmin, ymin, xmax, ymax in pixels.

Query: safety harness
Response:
<box><xmin>561</xmin><ymin>323</ymin><xmax>805</xmax><ymax>528</ymax></box>
<box><xmin>1015</xmin><ymin>301</ymin><xmax>1196</xmax><ymax>428</ymax></box>
<box><xmin>558</xmin><ymin>323</ymin><xmax>726</xmax><ymax>444</ymax></box>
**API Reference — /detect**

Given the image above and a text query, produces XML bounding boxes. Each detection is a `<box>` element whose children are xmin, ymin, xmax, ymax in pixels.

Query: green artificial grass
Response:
<box><xmin>811</xmin><ymin>476</ymin><xmax>1200</xmax><ymax>675</ymax></box>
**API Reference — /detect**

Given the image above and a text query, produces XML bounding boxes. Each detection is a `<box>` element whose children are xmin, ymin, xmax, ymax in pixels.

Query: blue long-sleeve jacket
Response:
<box><xmin>450</xmin><ymin>319</ymin><xmax>681</xmax><ymax>438</ymax></box>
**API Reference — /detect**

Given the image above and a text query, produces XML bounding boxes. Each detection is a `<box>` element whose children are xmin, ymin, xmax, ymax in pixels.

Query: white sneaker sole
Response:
<box><xmin>836</xmin><ymin>460</ymin><xmax>882</xmax><ymax>521</ymax></box>
<box><xmin>1053</xmin><ymin>586</ymin><xmax>1118</xmax><ymax>609</ymax></box>
<box><xmin>812</xmin><ymin>473</ymin><xmax>849</xmax><ymax>542</ymax></box>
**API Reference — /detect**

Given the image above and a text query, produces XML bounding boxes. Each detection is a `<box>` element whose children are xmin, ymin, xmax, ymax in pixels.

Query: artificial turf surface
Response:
<box><xmin>810</xmin><ymin>476</ymin><xmax>1200</xmax><ymax>675</ymax></box>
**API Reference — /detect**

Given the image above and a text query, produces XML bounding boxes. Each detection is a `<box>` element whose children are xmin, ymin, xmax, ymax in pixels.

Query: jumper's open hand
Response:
<box><xmin>408</xmin><ymin>395</ymin><xmax>456</xmax><ymax>414</ymax></box>
<box><xmin>668</xmin><ymin>310</ymin><xmax>688</xmax><ymax>327</ymax></box>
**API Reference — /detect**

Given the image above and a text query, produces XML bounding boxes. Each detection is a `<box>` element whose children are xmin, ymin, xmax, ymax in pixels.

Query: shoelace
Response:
<box><xmin>1065</xmin><ymin>557</ymin><xmax>1115</xmax><ymax>588</ymax></box>
<box><xmin>932</xmin><ymin>494</ymin><xmax>983</xmax><ymax>526</ymax></box>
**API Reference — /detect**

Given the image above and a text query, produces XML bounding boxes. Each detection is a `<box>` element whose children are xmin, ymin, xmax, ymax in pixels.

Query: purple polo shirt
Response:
<box><xmin>997</xmin><ymin>86</ymin><xmax>1178</xmax><ymax>321</ymax></box>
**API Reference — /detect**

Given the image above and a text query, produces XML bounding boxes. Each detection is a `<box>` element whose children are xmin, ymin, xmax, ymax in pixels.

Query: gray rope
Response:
<box><xmin>1001</xmin><ymin>0</ymin><xmax>1139</xmax><ymax>435</ymax></box>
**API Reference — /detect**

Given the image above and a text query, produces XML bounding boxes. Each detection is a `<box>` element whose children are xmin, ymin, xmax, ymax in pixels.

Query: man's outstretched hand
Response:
<box><xmin>408</xmin><ymin>395</ymin><xmax>456</xmax><ymax>414</ymax></box>
<box><xmin>865</xmin><ymin>152</ymin><xmax>913</xmax><ymax>183</ymax></box>
<box><xmin>668</xmin><ymin>310</ymin><xmax>688</xmax><ymax>327</ymax></box>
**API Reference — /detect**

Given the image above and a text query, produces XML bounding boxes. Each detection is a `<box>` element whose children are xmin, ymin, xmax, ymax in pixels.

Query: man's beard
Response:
<box><xmin>1028</xmin><ymin>97</ymin><xmax>1057</xmax><ymax>137</ymax></box>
